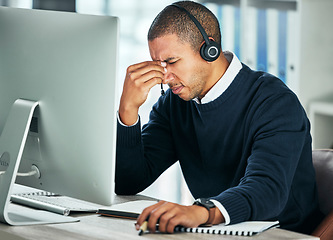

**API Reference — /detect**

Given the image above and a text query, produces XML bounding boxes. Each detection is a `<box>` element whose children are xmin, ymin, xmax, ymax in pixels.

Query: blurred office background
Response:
<box><xmin>1</xmin><ymin>0</ymin><xmax>332</xmax><ymax>205</ymax></box>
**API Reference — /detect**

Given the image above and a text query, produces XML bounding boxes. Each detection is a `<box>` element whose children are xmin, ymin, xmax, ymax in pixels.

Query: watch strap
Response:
<box><xmin>193</xmin><ymin>198</ymin><xmax>216</xmax><ymax>225</ymax></box>
<box><xmin>204</xmin><ymin>207</ymin><xmax>216</xmax><ymax>226</ymax></box>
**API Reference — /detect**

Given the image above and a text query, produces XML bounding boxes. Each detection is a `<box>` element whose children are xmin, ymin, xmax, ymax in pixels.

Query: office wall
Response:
<box><xmin>299</xmin><ymin>0</ymin><xmax>333</xmax><ymax>149</ymax></box>
<box><xmin>298</xmin><ymin>0</ymin><xmax>333</xmax><ymax>106</ymax></box>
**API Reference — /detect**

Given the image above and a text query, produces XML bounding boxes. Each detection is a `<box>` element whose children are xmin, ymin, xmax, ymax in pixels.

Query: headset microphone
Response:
<box><xmin>161</xmin><ymin>83</ymin><xmax>165</xmax><ymax>96</ymax></box>
<box><xmin>171</xmin><ymin>3</ymin><xmax>220</xmax><ymax>62</ymax></box>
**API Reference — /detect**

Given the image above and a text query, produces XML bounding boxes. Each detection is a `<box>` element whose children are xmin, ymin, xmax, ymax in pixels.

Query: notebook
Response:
<box><xmin>98</xmin><ymin>200</ymin><xmax>158</xmax><ymax>219</ymax></box>
<box><xmin>174</xmin><ymin>221</ymin><xmax>280</xmax><ymax>236</ymax></box>
<box><xmin>98</xmin><ymin>201</ymin><xmax>279</xmax><ymax>236</ymax></box>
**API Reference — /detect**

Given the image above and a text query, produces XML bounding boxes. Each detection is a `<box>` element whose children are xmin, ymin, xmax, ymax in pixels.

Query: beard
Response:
<box><xmin>168</xmin><ymin>69</ymin><xmax>208</xmax><ymax>101</ymax></box>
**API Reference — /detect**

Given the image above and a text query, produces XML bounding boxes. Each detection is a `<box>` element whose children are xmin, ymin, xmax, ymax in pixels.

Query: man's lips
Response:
<box><xmin>171</xmin><ymin>85</ymin><xmax>184</xmax><ymax>94</ymax></box>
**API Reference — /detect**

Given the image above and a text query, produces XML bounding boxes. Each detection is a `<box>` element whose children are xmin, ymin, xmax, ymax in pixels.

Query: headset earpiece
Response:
<box><xmin>200</xmin><ymin>38</ymin><xmax>220</xmax><ymax>62</ymax></box>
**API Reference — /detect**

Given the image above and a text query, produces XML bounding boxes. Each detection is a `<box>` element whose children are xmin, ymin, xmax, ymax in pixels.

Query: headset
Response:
<box><xmin>171</xmin><ymin>3</ymin><xmax>221</xmax><ymax>62</ymax></box>
<box><xmin>160</xmin><ymin>3</ymin><xmax>221</xmax><ymax>96</ymax></box>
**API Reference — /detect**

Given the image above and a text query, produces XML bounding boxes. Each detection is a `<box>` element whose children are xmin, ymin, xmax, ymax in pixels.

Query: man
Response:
<box><xmin>115</xmin><ymin>1</ymin><xmax>320</xmax><ymax>234</ymax></box>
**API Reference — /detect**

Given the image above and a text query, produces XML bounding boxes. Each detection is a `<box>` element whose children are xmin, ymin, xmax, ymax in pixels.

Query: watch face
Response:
<box><xmin>197</xmin><ymin>198</ymin><xmax>215</xmax><ymax>208</ymax></box>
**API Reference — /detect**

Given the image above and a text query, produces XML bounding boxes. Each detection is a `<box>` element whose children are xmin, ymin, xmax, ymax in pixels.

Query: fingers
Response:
<box><xmin>119</xmin><ymin>61</ymin><xmax>166</xmax><ymax>125</ymax></box>
<box><xmin>122</xmin><ymin>61</ymin><xmax>167</xmax><ymax>106</ymax></box>
<box><xmin>136</xmin><ymin>201</ymin><xmax>195</xmax><ymax>234</ymax></box>
<box><xmin>126</xmin><ymin>61</ymin><xmax>166</xmax><ymax>86</ymax></box>
<box><xmin>136</xmin><ymin>201</ymin><xmax>166</xmax><ymax>232</ymax></box>
<box><xmin>146</xmin><ymin>201</ymin><xmax>170</xmax><ymax>233</ymax></box>
<box><xmin>158</xmin><ymin>207</ymin><xmax>183</xmax><ymax>233</ymax></box>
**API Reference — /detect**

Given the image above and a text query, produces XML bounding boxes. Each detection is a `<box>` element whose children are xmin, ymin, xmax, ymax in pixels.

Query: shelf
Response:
<box><xmin>309</xmin><ymin>101</ymin><xmax>333</xmax><ymax>149</ymax></box>
<box><xmin>247</xmin><ymin>0</ymin><xmax>297</xmax><ymax>11</ymax></box>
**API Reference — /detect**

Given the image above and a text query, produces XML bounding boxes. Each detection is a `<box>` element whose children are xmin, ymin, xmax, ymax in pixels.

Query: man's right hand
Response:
<box><xmin>118</xmin><ymin>61</ymin><xmax>167</xmax><ymax>126</ymax></box>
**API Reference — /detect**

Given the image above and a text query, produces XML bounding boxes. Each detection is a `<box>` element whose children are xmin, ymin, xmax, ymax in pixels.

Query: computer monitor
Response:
<box><xmin>0</xmin><ymin>7</ymin><xmax>119</xmax><ymax>225</ymax></box>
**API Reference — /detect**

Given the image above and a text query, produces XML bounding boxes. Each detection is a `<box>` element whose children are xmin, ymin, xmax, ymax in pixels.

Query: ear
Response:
<box><xmin>199</xmin><ymin>37</ymin><xmax>216</xmax><ymax>46</ymax></box>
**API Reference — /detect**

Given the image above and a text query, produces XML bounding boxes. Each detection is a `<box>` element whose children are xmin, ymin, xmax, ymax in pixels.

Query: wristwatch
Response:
<box><xmin>193</xmin><ymin>198</ymin><xmax>216</xmax><ymax>225</ymax></box>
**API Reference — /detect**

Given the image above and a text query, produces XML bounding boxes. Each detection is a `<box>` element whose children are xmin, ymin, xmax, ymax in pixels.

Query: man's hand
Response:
<box><xmin>119</xmin><ymin>61</ymin><xmax>166</xmax><ymax>126</ymax></box>
<box><xmin>135</xmin><ymin>201</ymin><xmax>224</xmax><ymax>234</ymax></box>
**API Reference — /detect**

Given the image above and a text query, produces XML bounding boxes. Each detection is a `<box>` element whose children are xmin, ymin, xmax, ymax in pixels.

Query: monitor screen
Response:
<box><xmin>0</xmin><ymin>6</ymin><xmax>119</xmax><ymax>216</ymax></box>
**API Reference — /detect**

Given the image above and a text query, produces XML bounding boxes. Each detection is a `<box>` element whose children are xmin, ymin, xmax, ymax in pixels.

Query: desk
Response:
<box><xmin>0</xmin><ymin>195</ymin><xmax>319</xmax><ymax>240</ymax></box>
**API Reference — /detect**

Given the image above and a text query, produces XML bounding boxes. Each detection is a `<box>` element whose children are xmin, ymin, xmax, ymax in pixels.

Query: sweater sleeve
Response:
<box><xmin>212</xmin><ymin>92</ymin><xmax>312</xmax><ymax>224</ymax></box>
<box><xmin>115</xmin><ymin>93</ymin><xmax>177</xmax><ymax>195</ymax></box>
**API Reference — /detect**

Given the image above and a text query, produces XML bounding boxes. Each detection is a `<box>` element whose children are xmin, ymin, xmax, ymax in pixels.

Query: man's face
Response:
<box><xmin>148</xmin><ymin>34</ymin><xmax>210</xmax><ymax>101</ymax></box>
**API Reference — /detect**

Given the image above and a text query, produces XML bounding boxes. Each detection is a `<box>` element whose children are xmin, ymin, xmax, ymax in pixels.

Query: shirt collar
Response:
<box><xmin>193</xmin><ymin>51</ymin><xmax>242</xmax><ymax>104</ymax></box>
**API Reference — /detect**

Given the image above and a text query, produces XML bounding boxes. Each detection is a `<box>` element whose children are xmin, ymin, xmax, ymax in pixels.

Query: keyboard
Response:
<box><xmin>11</xmin><ymin>191</ymin><xmax>100</xmax><ymax>216</ymax></box>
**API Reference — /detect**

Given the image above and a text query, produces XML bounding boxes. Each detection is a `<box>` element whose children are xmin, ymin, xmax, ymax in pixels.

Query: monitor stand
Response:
<box><xmin>0</xmin><ymin>99</ymin><xmax>78</xmax><ymax>225</ymax></box>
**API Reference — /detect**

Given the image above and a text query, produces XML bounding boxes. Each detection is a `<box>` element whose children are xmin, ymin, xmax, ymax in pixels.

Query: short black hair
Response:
<box><xmin>148</xmin><ymin>1</ymin><xmax>222</xmax><ymax>53</ymax></box>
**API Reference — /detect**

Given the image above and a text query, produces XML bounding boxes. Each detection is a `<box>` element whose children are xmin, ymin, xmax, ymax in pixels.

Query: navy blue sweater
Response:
<box><xmin>116</xmin><ymin>64</ymin><xmax>318</xmax><ymax>231</ymax></box>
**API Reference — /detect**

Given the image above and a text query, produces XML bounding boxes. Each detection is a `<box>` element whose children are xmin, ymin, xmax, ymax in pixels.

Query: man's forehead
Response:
<box><xmin>148</xmin><ymin>34</ymin><xmax>185</xmax><ymax>61</ymax></box>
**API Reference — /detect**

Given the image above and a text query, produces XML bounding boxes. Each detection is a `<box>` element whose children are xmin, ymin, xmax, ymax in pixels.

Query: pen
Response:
<box><xmin>138</xmin><ymin>221</ymin><xmax>148</xmax><ymax>236</ymax></box>
<box><xmin>138</xmin><ymin>215</ymin><xmax>158</xmax><ymax>236</ymax></box>
<box><xmin>138</xmin><ymin>221</ymin><xmax>181</xmax><ymax>235</ymax></box>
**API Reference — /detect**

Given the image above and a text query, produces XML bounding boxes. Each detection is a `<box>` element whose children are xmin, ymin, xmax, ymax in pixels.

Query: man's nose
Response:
<box><xmin>163</xmin><ymin>70</ymin><xmax>174</xmax><ymax>85</ymax></box>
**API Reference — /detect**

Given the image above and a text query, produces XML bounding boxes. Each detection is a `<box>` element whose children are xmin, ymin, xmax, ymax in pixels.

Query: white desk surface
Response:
<box><xmin>0</xmin><ymin>195</ymin><xmax>319</xmax><ymax>240</ymax></box>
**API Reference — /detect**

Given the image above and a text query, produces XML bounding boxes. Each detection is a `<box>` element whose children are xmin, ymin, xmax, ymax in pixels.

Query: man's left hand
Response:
<box><xmin>135</xmin><ymin>200</ymin><xmax>224</xmax><ymax>234</ymax></box>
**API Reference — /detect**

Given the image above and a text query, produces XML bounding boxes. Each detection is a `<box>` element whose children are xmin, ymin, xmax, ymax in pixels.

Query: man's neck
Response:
<box><xmin>198</xmin><ymin>54</ymin><xmax>230</xmax><ymax>100</ymax></box>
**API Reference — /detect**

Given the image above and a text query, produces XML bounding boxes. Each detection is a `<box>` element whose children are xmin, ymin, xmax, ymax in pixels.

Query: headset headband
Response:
<box><xmin>171</xmin><ymin>3</ymin><xmax>211</xmax><ymax>45</ymax></box>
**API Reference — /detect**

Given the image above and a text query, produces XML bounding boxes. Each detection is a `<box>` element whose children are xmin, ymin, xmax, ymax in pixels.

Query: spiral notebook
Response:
<box><xmin>174</xmin><ymin>221</ymin><xmax>279</xmax><ymax>236</ymax></box>
<box><xmin>98</xmin><ymin>201</ymin><xmax>279</xmax><ymax>236</ymax></box>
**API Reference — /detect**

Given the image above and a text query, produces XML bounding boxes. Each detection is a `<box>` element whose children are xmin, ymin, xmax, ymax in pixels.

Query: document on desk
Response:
<box><xmin>98</xmin><ymin>200</ymin><xmax>158</xmax><ymax>219</ymax></box>
<box><xmin>175</xmin><ymin>221</ymin><xmax>280</xmax><ymax>236</ymax></box>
